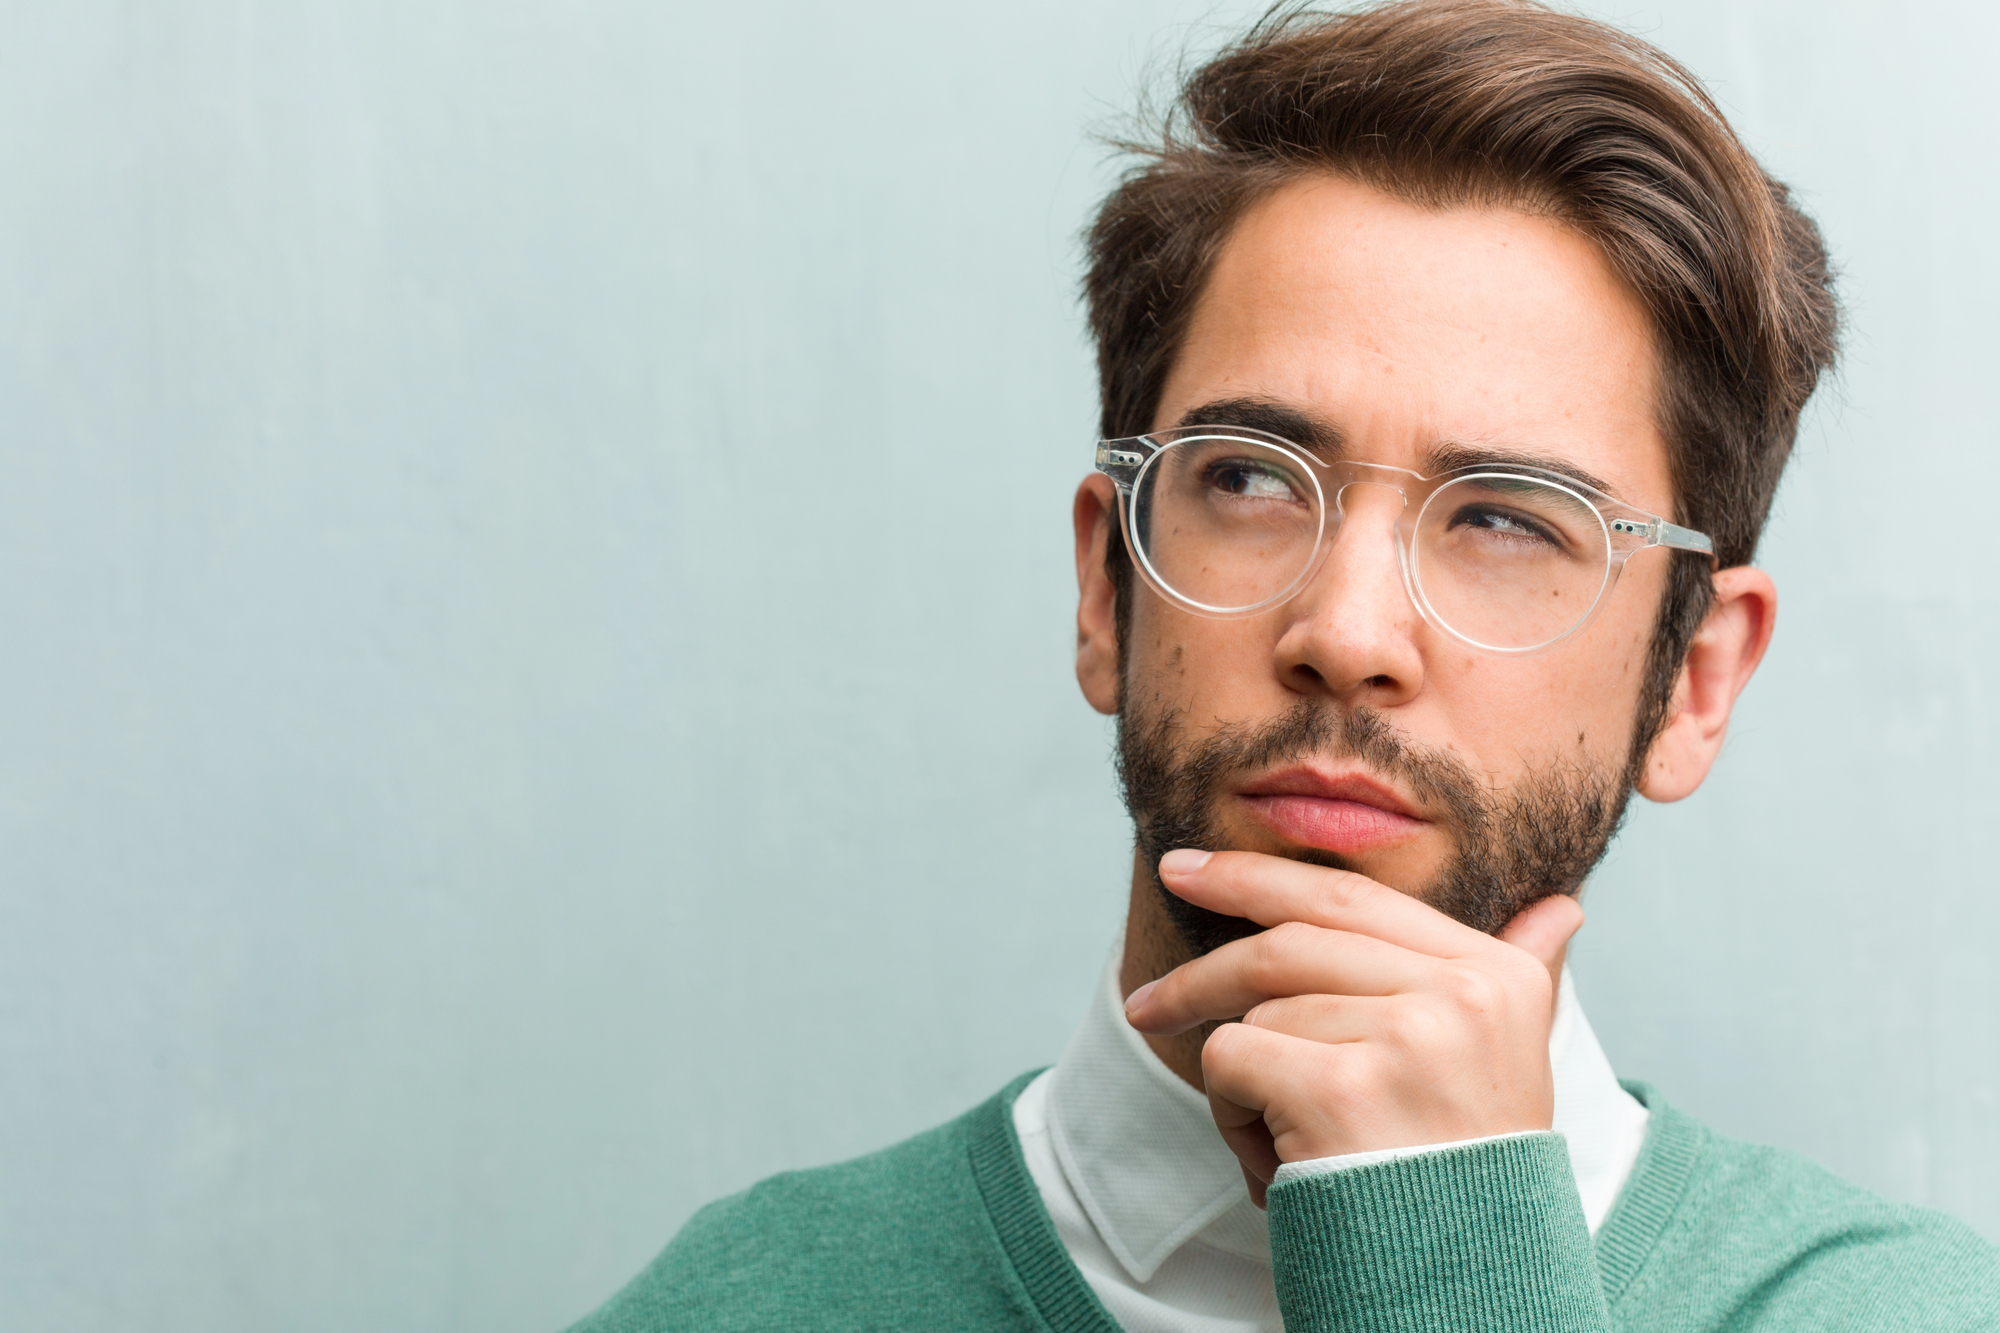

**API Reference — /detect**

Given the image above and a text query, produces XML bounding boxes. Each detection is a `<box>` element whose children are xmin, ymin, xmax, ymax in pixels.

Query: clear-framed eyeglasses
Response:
<box><xmin>1094</xmin><ymin>424</ymin><xmax>1714</xmax><ymax>656</ymax></box>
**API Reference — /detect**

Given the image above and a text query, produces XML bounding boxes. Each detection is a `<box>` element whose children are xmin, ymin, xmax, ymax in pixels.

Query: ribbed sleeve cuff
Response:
<box><xmin>1267</xmin><ymin>1131</ymin><xmax>1608</xmax><ymax>1333</ymax></box>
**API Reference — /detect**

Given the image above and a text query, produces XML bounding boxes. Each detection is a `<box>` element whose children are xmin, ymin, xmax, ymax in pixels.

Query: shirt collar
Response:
<box><xmin>1042</xmin><ymin>941</ymin><xmax>1644</xmax><ymax>1283</ymax></box>
<box><xmin>1045</xmin><ymin>949</ymin><xmax>1248</xmax><ymax>1281</ymax></box>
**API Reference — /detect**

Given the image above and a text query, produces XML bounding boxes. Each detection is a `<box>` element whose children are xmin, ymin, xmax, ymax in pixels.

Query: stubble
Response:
<box><xmin>1115</xmin><ymin>693</ymin><xmax>1633</xmax><ymax>955</ymax></box>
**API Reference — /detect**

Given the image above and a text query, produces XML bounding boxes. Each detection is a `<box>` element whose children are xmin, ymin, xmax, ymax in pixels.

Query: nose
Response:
<box><xmin>1271</xmin><ymin>481</ymin><xmax>1426</xmax><ymax>706</ymax></box>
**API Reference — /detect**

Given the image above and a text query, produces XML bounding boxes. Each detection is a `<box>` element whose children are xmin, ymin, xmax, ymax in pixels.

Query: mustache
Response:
<box><xmin>1132</xmin><ymin>697</ymin><xmax>1490</xmax><ymax>837</ymax></box>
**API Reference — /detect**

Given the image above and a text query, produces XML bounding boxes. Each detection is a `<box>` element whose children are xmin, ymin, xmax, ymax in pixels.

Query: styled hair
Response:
<box><xmin>1084</xmin><ymin>0</ymin><xmax>1839</xmax><ymax>767</ymax></box>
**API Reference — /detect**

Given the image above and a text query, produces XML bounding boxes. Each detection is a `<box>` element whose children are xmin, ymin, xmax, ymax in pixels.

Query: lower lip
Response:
<box><xmin>1240</xmin><ymin>795</ymin><xmax>1426</xmax><ymax>854</ymax></box>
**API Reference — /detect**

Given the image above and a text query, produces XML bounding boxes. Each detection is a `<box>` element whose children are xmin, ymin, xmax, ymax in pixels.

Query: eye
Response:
<box><xmin>1449</xmin><ymin>503</ymin><xmax>1563</xmax><ymax>548</ymax></box>
<box><xmin>1204</xmin><ymin>458</ymin><xmax>1300</xmax><ymax>502</ymax></box>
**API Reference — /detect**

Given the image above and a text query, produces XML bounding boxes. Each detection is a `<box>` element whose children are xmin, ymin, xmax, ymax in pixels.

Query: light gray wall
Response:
<box><xmin>0</xmin><ymin>3</ymin><xmax>1992</xmax><ymax>1330</ymax></box>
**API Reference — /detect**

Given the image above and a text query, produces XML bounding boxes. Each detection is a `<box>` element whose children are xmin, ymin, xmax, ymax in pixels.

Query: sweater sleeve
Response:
<box><xmin>1272</xmin><ymin>1130</ymin><xmax>1538</xmax><ymax>1182</ymax></box>
<box><xmin>1266</xmin><ymin>1131</ymin><xmax>1608</xmax><ymax>1333</ymax></box>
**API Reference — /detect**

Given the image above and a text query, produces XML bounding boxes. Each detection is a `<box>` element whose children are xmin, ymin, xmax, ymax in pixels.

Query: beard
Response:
<box><xmin>1116</xmin><ymin>694</ymin><xmax>1633</xmax><ymax>955</ymax></box>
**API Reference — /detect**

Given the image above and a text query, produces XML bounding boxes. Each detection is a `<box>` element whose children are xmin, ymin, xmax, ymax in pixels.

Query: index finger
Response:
<box><xmin>1157</xmin><ymin>847</ymin><xmax>1489</xmax><ymax>959</ymax></box>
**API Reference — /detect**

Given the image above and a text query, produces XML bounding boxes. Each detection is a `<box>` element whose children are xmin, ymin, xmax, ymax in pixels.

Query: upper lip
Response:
<box><xmin>1236</xmin><ymin>767</ymin><xmax>1425</xmax><ymax>821</ymax></box>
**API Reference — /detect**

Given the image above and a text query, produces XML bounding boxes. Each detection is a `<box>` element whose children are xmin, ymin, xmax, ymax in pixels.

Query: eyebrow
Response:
<box><xmin>1173</xmin><ymin>399</ymin><xmax>1346</xmax><ymax>458</ymax></box>
<box><xmin>1422</xmin><ymin>442</ymin><xmax>1619</xmax><ymax>498</ymax></box>
<box><xmin>1171</xmin><ymin>398</ymin><xmax>1620</xmax><ymax>498</ymax></box>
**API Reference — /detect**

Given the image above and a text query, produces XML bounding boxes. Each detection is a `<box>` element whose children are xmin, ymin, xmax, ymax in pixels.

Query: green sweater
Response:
<box><xmin>569</xmin><ymin>1074</ymin><xmax>1999</xmax><ymax>1331</ymax></box>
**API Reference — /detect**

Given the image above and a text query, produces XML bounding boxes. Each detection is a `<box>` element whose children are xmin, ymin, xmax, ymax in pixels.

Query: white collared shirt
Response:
<box><xmin>1012</xmin><ymin>949</ymin><xmax>1649</xmax><ymax>1333</ymax></box>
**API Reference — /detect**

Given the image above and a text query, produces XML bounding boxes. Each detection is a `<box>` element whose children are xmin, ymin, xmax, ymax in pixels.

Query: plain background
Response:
<box><xmin>2</xmin><ymin>2</ymin><xmax>1994</xmax><ymax>1329</ymax></box>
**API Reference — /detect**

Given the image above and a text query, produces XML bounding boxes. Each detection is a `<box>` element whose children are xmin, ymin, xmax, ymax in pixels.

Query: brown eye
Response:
<box><xmin>1205</xmin><ymin>459</ymin><xmax>1298</xmax><ymax>501</ymax></box>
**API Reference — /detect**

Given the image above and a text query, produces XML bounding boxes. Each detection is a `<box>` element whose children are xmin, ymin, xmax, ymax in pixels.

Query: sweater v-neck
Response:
<box><xmin>965</xmin><ymin>1070</ymin><xmax>1701</xmax><ymax>1332</ymax></box>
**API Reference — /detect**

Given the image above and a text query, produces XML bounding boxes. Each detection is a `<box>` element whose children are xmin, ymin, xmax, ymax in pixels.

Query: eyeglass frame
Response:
<box><xmin>1093</xmin><ymin>424</ymin><xmax>1715</xmax><ymax>656</ymax></box>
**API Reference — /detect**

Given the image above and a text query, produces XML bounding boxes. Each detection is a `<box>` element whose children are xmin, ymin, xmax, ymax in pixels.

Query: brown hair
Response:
<box><xmin>1084</xmin><ymin>0</ymin><xmax>1839</xmax><ymax>769</ymax></box>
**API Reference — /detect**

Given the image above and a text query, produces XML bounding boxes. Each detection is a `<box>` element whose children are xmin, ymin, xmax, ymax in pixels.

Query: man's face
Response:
<box><xmin>1101</xmin><ymin>174</ymin><xmax>1677</xmax><ymax>949</ymax></box>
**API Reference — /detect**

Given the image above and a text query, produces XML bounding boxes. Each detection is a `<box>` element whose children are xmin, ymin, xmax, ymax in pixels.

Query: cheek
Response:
<box><xmin>1124</xmin><ymin>602</ymin><xmax>1283</xmax><ymax>720</ymax></box>
<box><xmin>1428</xmin><ymin>599</ymin><xmax>1656</xmax><ymax>775</ymax></box>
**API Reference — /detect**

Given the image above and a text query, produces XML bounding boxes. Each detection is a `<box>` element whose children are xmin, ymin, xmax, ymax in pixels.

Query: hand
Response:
<box><xmin>1123</xmin><ymin>848</ymin><xmax>1583</xmax><ymax>1207</ymax></box>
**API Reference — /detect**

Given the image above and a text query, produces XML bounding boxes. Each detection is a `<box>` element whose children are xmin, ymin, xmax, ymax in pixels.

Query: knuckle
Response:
<box><xmin>1384</xmin><ymin>998</ymin><xmax>1451</xmax><ymax>1055</ymax></box>
<box><xmin>1443</xmin><ymin>966</ymin><xmax>1505</xmax><ymax>1014</ymax></box>
<box><xmin>1318</xmin><ymin>871</ymin><xmax>1369</xmax><ymax>914</ymax></box>
<box><xmin>1250</xmin><ymin>922</ymin><xmax>1309</xmax><ymax>977</ymax></box>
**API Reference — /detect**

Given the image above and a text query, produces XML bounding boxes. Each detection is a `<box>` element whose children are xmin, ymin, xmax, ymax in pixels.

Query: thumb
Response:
<box><xmin>1498</xmin><ymin>893</ymin><xmax>1584</xmax><ymax>991</ymax></box>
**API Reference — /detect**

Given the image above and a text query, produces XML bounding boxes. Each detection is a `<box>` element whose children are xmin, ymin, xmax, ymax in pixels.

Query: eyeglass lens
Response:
<box><xmin>1127</xmin><ymin>437</ymin><xmax>1612</xmax><ymax>651</ymax></box>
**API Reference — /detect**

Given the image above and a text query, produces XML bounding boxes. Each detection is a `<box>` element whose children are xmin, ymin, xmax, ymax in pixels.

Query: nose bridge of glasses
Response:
<box><xmin>1328</xmin><ymin>476</ymin><xmax>1411</xmax><ymax>526</ymax></box>
<box><xmin>1314</xmin><ymin>457</ymin><xmax>1417</xmax><ymax>512</ymax></box>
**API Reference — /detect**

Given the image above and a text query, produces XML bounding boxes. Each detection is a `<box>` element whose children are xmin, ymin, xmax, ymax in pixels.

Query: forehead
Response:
<box><xmin>1158</xmin><ymin>174</ymin><xmax>1670</xmax><ymax>508</ymax></box>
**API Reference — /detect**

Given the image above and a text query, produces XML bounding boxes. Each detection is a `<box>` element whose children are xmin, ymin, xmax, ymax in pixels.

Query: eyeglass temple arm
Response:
<box><xmin>1654</xmin><ymin>520</ymin><xmax>1712</xmax><ymax>555</ymax></box>
<box><xmin>1611</xmin><ymin>515</ymin><xmax>1713</xmax><ymax>556</ymax></box>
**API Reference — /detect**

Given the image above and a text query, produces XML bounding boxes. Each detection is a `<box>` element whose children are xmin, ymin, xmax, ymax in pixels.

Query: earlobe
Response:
<box><xmin>1074</xmin><ymin>475</ymin><xmax>1122</xmax><ymax>716</ymax></box>
<box><xmin>1637</xmin><ymin>566</ymin><xmax>1778</xmax><ymax>802</ymax></box>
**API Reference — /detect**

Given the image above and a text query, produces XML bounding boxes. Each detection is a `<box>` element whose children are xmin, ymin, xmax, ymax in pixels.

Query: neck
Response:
<box><xmin>1117</xmin><ymin>849</ymin><xmax>1216</xmax><ymax>1092</ymax></box>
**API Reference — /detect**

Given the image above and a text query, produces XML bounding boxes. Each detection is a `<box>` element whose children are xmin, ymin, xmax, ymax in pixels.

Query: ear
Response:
<box><xmin>1075</xmin><ymin>474</ymin><xmax>1121</xmax><ymax>716</ymax></box>
<box><xmin>1636</xmin><ymin>565</ymin><xmax>1777</xmax><ymax>802</ymax></box>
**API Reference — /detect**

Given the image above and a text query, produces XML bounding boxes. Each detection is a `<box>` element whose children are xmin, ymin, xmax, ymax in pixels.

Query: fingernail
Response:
<box><xmin>1159</xmin><ymin>848</ymin><xmax>1212</xmax><ymax>876</ymax></box>
<box><xmin>1124</xmin><ymin>980</ymin><xmax>1158</xmax><ymax>1014</ymax></box>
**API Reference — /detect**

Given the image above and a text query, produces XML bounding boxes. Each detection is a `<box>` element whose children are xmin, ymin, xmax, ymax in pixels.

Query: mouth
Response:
<box><xmin>1235</xmin><ymin>766</ymin><xmax>1429</xmax><ymax>856</ymax></box>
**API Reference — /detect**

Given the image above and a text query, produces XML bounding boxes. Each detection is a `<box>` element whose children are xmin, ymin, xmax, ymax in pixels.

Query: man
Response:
<box><xmin>572</xmin><ymin>2</ymin><xmax>2000</xmax><ymax>1329</ymax></box>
